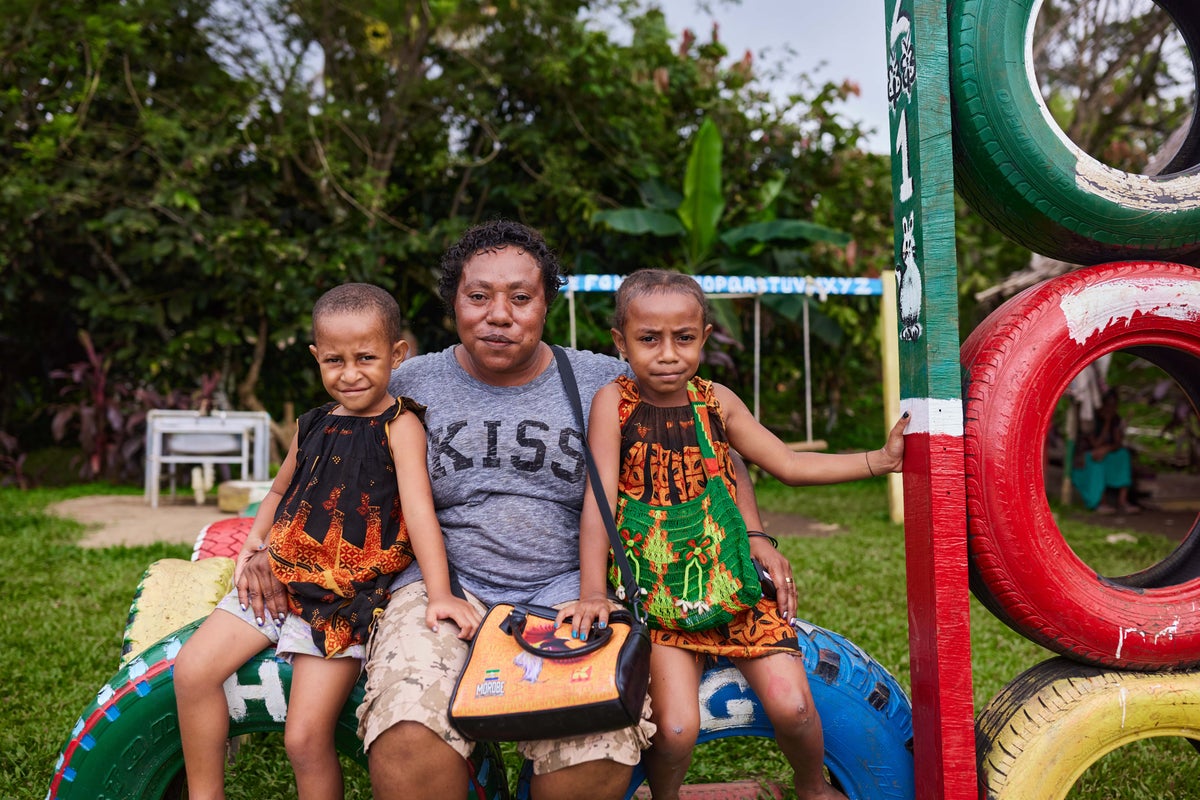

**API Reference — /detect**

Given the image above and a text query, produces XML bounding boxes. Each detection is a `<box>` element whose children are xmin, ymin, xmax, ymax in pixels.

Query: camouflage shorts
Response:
<box><xmin>356</xmin><ymin>581</ymin><xmax>654</xmax><ymax>774</ymax></box>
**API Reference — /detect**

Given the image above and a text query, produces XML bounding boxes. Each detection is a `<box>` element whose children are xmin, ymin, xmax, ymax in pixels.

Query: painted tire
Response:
<box><xmin>121</xmin><ymin>557</ymin><xmax>233</xmax><ymax>666</ymax></box>
<box><xmin>962</xmin><ymin>261</ymin><xmax>1200</xmax><ymax>669</ymax></box>
<box><xmin>620</xmin><ymin>620</ymin><xmax>914</xmax><ymax>800</ymax></box>
<box><xmin>49</xmin><ymin>620</ymin><xmax>508</xmax><ymax>800</ymax></box>
<box><xmin>949</xmin><ymin>0</ymin><xmax>1200</xmax><ymax>264</ymax></box>
<box><xmin>977</xmin><ymin>657</ymin><xmax>1200</xmax><ymax>799</ymax></box>
<box><xmin>191</xmin><ymin>516</ymin><xmax>253</xmax><ymax>561</ymax></box>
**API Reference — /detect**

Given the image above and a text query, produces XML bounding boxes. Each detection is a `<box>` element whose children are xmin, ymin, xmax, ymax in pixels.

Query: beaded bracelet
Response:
<box><xmin>746</xmin><ymin>530</ymin><xmax>779</xmax><ymax>549</ymax></box>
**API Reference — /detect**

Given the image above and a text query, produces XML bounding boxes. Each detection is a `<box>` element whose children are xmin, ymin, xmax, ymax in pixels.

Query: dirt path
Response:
<box><xmin>49</xmin><ymin>495</ymin><xmax>842</xmax><ymax>549</ymax></box>
<box><xmin>48</xmin><ymin>495</ymin><xmax>239</xmax><ymax>549</ymax></box>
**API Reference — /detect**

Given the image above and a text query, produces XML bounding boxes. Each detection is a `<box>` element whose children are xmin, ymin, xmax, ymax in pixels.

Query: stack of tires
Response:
<box><xmin>951</xmin><ymin>1</ymin><xmax>1200</xmax><ymax>797</ymax></box>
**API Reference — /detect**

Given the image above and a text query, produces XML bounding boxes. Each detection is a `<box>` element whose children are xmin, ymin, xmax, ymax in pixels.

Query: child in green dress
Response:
<box><xmin>560</xmin><ymin>269</ymin><xmax>908</xmax><ymax>800</ymax></box>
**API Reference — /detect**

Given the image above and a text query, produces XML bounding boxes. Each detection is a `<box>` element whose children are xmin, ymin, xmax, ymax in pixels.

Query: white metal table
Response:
<box><xmin>144</xmin><ymin>410</ymin><xmax>271</xmax><ymax>507</ymax></box>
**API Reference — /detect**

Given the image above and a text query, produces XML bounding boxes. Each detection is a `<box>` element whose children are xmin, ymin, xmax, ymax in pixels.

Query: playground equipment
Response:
<box><xmin>49</xmin><ymin>517</ymin><xmax>914</xmax><ymax>800</ymax></box>
<box><xmin>889</xmin><ymin>0</ymin><xmax>1200</xmax><ymax>796</ymax></box>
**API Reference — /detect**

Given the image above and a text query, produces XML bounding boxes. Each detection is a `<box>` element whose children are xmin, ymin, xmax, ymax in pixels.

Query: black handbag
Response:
<box><xmin>447</xmin><ymin>346</ymin><xmax>650</xmax><ymax>741</ymax></box>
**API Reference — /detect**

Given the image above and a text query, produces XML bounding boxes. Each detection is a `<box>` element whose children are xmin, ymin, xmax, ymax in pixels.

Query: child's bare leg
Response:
<box><xmin>736</xmin><ymin>653</ymin><xmax>847</xmax><ymax>800</ymax></box>
<box><xmin>643</xmin><ymin>645</ymin><xmax>705</xmax><ymax>800</ymax></box>
<box><xmin>284</xmin><ymin>653</ymin><xmax>361</xmax><ymax>800</ymax></box>
<box><xmin>175</xmin><ymin>610</ymin><xmax>273</xmax><ymax>800</ymax></box>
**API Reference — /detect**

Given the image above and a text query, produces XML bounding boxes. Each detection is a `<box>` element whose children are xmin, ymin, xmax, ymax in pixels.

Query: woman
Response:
<box><xmin>239</xmin><ymin>220</ymin><xmax>787</xmax><ymax>800</ymax></box>
<box><xmin>1072</xmin><ymin>388</ymin><xmax>1139</xmax><ymax>514</ymax></box>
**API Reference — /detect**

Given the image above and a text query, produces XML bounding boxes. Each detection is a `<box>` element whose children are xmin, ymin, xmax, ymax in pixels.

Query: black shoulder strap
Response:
<box><xmin>550</xmin><ymin>345</ymin><xmax>643</xmax><ymax>614</ymax></box>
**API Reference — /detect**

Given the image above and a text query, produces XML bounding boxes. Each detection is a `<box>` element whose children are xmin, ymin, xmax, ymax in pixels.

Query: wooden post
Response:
<box><xmin>883</xmin><ymin>0</ymin><xmax>977</xmax><ymax>797</ymax></box>
<box><xmin>881</xmin><ymin>271</ymin><xmax>904</xmax><ymax>523</ymax></box>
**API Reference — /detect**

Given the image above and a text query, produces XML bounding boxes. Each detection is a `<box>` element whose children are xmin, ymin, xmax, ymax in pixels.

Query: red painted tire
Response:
<box><xmin>191</xmin><ymin>517</ymin><xmax>253</xmax><ymax>561</ymax></box>
<box><xmin>962</xmin><ymin>261</ymin><xmax>1200</xmax><ymax>670</ymax></box>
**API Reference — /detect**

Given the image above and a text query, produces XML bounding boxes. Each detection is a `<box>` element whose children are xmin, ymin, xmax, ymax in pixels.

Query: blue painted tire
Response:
<box><xmin>620</xmin><ymin>620</ymin><xmax>914</xmax><ymax>800</ymax></box>
<box><xmin>48</xmin><ymin>619</ymin><xmax>508</xmax><ymax>800</ymax></box>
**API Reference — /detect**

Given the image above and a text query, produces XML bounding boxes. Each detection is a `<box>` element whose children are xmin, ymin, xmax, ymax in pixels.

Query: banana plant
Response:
<box><xmin>592</xmin><ymin>117</ymin><xmax>851</xmax><ymax>340</ymax></box>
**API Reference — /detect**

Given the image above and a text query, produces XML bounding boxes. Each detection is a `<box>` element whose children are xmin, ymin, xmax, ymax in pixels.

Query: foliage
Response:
<box><xmin>0</xmin><ymin>431</ymin><xmax>27</xmax><ymax>488</ymax></box>
<box><xmin>0</xmin><ymin>0</ymin><xmax>902</xmax><ymax>465</ymax></box>
<box><xmin>1033</xmin><ymin>0</ymin><xmax>1193</xmax><ymax>172</ymax></box>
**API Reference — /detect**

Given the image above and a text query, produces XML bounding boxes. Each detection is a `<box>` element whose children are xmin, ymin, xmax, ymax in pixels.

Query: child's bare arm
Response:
<box><xmin>716</xmin><ymin>383</ymin><xmax>908</xmax><ymax>485</ymax></box>
<box><xmin>235</xmin><ymin>432</ymin><xmax>298</xmax><ymax>624</ymax></box>
<box><xmin>389</xmin><ymin>410</ymin><xmax>480</xmax><ymax>638</ymax></box>
<box><xmin>557</xmin><ymin>383</ymin><xmax>623</xmax><ymax>639</ymax></box>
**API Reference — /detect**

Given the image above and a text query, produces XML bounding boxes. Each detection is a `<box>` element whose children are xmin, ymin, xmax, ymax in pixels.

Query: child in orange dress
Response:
<box><xmin>560</xmin><ymin>269</ymin><xmax>907</xmax><ymax>800</ymax></box>
<box><xmin>174</xmin><ymin>283</ymin><xmax>479</xmax><ymax>800</ymax></box>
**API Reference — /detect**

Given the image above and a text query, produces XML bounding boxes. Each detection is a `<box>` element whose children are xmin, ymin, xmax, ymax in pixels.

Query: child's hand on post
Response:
<box><xmin>867</xmin><ymin>413</ymin><xmax>910</xmax><ymax>476</ymax></box>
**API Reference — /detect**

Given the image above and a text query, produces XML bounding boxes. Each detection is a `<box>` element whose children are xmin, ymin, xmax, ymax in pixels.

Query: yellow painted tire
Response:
<box><xmin>977</xmin><ymin>657</ymin><xmax>1200</xmax><ymax>799</ymax></box>
<box><xmin>121</xmin><ymin>557</ymin><xmax>233</xmax><ymax>666</ymax></box>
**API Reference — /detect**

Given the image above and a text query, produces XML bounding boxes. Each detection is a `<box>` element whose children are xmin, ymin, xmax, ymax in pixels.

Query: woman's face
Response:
<box><xmin>453</xmin><ymin>246</ymin><xmax>549</xmax><ymax>386</ymax></box>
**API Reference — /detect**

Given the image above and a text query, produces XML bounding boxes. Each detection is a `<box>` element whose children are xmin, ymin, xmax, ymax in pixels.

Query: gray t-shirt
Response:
<box><xmin>389</xmin><ymin>345</ymin><xmax>629</xmax><ymax>607</ymax></box>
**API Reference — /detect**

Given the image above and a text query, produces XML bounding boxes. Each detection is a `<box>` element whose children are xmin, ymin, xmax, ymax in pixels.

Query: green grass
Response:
<box><xmin>3</xmin><ymin>481</ymin><xmax>1192</xmax><ymax>799</ymax></box>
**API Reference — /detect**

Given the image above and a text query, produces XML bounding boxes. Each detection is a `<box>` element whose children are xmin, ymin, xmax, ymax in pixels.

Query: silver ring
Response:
<box><xmin>785</xmin><ymin>577</ymin><xmax>794</xmax><ymax>584</ymax></box>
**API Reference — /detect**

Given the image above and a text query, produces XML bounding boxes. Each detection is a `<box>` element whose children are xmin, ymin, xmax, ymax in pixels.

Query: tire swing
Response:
<box><xmin>976</xmin><ymin>656</ymin><xmax>1200</xmax><ymax>799</ymax></box>
<box><xmin>962</xmin><ymin>260</ymin><xmax>1200</xmax><ymax>670</ymax></box>
<box><xmin>949</xmin><ymin>0</ymin><xmax>1200</xmax><ymax>264</ymax></box>
<box><xmin>619</xmin><ymin>620</ymin><xmax>914</xmax><ymax>800</ymax></box>
<box><xmin>49</xmin><ymin>620</ymin><xmax>508</xmax><ymax>800</ymax></box>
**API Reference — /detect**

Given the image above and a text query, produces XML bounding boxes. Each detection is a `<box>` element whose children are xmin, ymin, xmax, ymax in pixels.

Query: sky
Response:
<box><xmin>653</xmin><ymin>0</ymin><xmax>891</xmax><ymax>152</ymax></box>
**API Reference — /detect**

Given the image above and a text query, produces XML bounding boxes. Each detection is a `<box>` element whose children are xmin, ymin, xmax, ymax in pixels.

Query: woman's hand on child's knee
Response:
<box><xmin>236</xmin><ymin>548</ymin><xmax>287</xmax><ymax>626</ymax></box>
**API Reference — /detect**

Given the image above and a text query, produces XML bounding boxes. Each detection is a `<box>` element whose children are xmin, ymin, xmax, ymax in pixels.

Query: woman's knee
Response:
<box><xmin>172</xmin><ymin>646</ymin><xmax>216</xmax><ymax>696</ymax></box>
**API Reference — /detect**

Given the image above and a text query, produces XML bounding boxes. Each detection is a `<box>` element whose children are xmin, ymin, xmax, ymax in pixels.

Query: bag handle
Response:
<box><xmin>503</xmin><ymin>604</ymin><xmax>615</xmax><ymax>659</ymax></box>
<box><xmin>550</xmin><ymin>345</ymin><xmax>644</xmax><ymax>618</ymax></box>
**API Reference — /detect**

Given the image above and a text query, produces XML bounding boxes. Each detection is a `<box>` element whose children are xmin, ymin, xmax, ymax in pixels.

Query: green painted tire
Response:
<box><xmin>950</xmin><ymin>0</ymin><xmax>1200</xmax><ymax>264</ymax></box>
<box><xmin>977</xmin><ymin>657</ymin><xmax>1200</xmax><ymax>799</ymax></box>
<box><xmin>49</xmin><ymin>620</ymin><xmax>508</xmax><ymax>800</ymax></box>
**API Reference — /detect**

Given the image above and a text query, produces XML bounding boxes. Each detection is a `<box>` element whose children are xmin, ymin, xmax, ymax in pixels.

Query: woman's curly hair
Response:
<box><xmin>437</xmin><ymin>219</ymin><xmax>567</xmax><ymax>317</ymax></box>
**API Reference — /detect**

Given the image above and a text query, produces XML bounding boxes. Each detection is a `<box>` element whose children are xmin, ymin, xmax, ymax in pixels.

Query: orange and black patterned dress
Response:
<box><xmin>614</xmin><ymin>375</ymin><xmax>798</xmax><ymax>658</ymax></box>
<box><xmin>267</xmin><ymin>397</ymin><xmax>423</xmax><ymax>657</ymax></box>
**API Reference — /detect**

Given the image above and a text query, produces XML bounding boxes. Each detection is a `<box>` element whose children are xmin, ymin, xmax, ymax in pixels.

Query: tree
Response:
<box><xmin>0</xmin><ymin>0</ymin><xmax>896</xmax><ymax>472</ymax></box>
<box><xmin>1033</xmin><ymin>0</ymin><xmax>1192</xmax><ymax>173</ymax></box>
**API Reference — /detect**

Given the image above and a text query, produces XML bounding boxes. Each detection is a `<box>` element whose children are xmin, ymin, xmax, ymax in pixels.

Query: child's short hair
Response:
<box><xmin>612</xmin><ymin>269</ymin><xmax>711</xmax><ymax>329</ymax></box>
<box><xmin>437</xmin><ymin>219</ymin><xmax>566</xmax><ymax>317</ymax></box>
<box><xmin>312</xmin><ymin>283</ymin><xmax>402</xmax><ymax>343</ymax></box>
